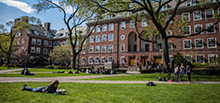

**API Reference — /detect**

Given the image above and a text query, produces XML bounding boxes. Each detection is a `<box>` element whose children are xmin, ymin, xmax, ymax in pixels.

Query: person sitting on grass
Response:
<box><xmin>22</xmin><ymin>80</ymin><xmax>62</xmax><ymax>94</ymax></box>
<box><xmin>21</xmin><ymin>68</ymin><xmax>25</xmax><ymax>75</ymax></box>
<box><xmin>24</xmin><ymin>68</ymin><xmax>30</xmax><ymax>75</ymax></box>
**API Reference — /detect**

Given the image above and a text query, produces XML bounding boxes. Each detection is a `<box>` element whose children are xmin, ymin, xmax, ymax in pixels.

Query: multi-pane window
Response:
<box><xmin>37</xmin><ymin>39</ymin><xmax>41</xmax><ymax>45</ymax></box>
<box><xmin>193</xmin><ymin>11</ymin><xmax>202</xmax><ymax>21</ymax></box>
<box><xmin>142</xmin><ymin>18</ymin><xmax>147</xmax><ymax>26</ymax></box>
<box><xmin>17</xmin><ymin>38</ymin><xmax>20</xmax><ymax>45</ymax></box>
<box><xmin>168</xmin><ymin>41</ymin><xmax>173</xmax><ymax>50</ymax></box>
<box><xmin>182</xmin><ymin>12</ymin><xmax>190</xmax><ymax>21</ymax></box>
<box><xmin>184</xmin><ymin>55</ymin><xmax>192</xmax><ymax>63</ymax></box>
<box><xmin>90</xmin><ymin>36</ymin><xmax>94</xmax><ymax>43</ymax></box>
<box><xmin>196</xmin><ymin>55</ymin><xmax>204</xmax><ymax>63</ymax></box>
<box><xmin>206</xmin><ymin>23</ymin><xmax>215</xmax><ymax>33</ymax></box>
<box><xmin>95</xmin><ymin>45</ymin><xmax>100</xmax><ymax>53</ymax></box>
<box><xmin>183</xmin><ymin>26</ymin><xmax>191</xmax><ymax>35</ymax></box>
<box><xmin>130</xmin><ymin>20</ymin><xmax>135</xmax><ymax>28</ymax></box>
<box><xmin>205</xmin><ymin>9</ymin><xmax>214</xmax><ymax>19</ymax></box>
<box><xmin>32</xmin><ymin>38</ymin><xmax>36</xmax><ymax>45</ymax></box>
<box><xmin>208</xmin><ymin>54</ymin><xmax>218</xmax><ymax>63</ymax></box>
<box><xmin>183</xmin><ymin>39</ymin><xmax>191</xmax><ymax>49</ymax></box>
<box><xmin>89</xmin><ymin>46</ymin><xmax>94</xmax><ymax>53</ymax></box>
<box><xmin>81</xmin><ymin>58</ymin><xmax>86</xmax><ymax>64</ymax></box>
<box><xmin>102</xmin><ymin>24</ymin><xmax>107</xmax><ymax>31</ymax></box>
<box><xmin>48</xmin><ymin>49</ymin><xmax>51</xmax><ymax>55</ymax></box>
<box><xmin>44</xmin><ymin>40</ymin><xmax>48</xmax><ymax>47</ymax></box>
<box><xmin>21</xmin><ymin>38</ymin><xmax>25</xmax><ymax>44</ymax></box>
<box><xmin>195</xmin><ymin>39</ymin><xmax>204</xmax><ymax>48</ymax></box>
<box><xmin>89</xmin><ymin>57</ymin><xmax>93</xmax><ymax>64</ymax></box>
<box><xmin>166</xmin><ymin>15</ymin><xmax>172</xmax><ymax>23</ymax></box>
<box><xmin>36</xmin><ymin>47</ymin><xmax>41</xmax><ymax>54</ymax></box>
<box><xmin>192</xmin><ymin>0</ymin><xmax>199</xmax><ymax>5</ymax></box>
<box><xmin>108</xmin><ymin>56</ymin><xmax>113</xmax><ymax>62</ymax></box>
<box><xmin>96</xmin><ymin>25</ymin><xmax>101</xmax><ymax>32</ymax></box>
<box><xmin>120</xmin><ymin>56</ymin><xmax>125</xmax><ymax>64</ymax></box>
<box><xmin>121</xmin><ymin>44</ymin><xmax>125</xmax><ymax>52</ymax></box>
<box><xmin>96</xmin><ymin>35</ymin><xmax>100</xmax><ymax>42</ymax></box>
<box><xmin>90</xmin><ymin>26</ymin><xmax>94</xmax><ymax>33</ymax></box>
<box><xmin>101</xmin><ymin>45</ymin><xmax>106</xmax><ymax>53</ymax></box>
<box><xmin>108</xmin><ymin>34</ymin><xmax>113</xmax><ymax>41</ymax></box>
<box><xmin>43</xmin><ymin>48</ymin><xmax>47</xmax><ymax>54</ymax></box>
<box><xmin>194</xmin><ymin>24</ymin><xmax>203</xmax><ymax>34</ymax></box>
<box><xmin>31</xmin><ymin>47</ymin><xmax>35</xmax><ymax>53</ymax></box>
<box><xmin>109</xmin><ymin>23</ymin><xmax>114</xmax><ymax>31</ymax></box>
<box><xmin>49</xmin><ymin>41</ymin><xmax>52</xmax><ymax>47</ymax></box>
<box><xmin>121</xmin><ymin>22</ymin><xmax>125</xmax><ymax>29</ymax></box>
<box><xmin>106</xmin><ymin>14</ymin><xmax>112</xmax><ymax>20</ymax></box>
<box><xmin>207</xmin><ymin>38</ymin><xmax>217</xmax><ymax>48</ymax></box>
<box><xmin>102</xmin><ymin>34</ymin><xmax>107</xmax><ymax>42</ymax></box>
<box><xmin>95</xmin><ymin>57</ymin><xmax>100</xmax><ymax>64</ymax></box>
<box><xmin>108</xmin><ymin>44</ymin><xmax>113</xmax><ymax>52</ymax></box>
<box><xmin>101</xmin><ymin>57</ymin><xmax>106</xmax><ymax>64</ymax></box>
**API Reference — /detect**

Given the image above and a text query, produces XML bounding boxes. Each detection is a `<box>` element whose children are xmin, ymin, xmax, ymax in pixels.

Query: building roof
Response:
<box><xmin>27</xmin><ymin>24</ymin><xmax>56</xmax><ymax>39</ymax></box>
<box><xmin>53</xmin><ymin>26</ymin><xmax>87</xmax><ymax>39</ymax></box>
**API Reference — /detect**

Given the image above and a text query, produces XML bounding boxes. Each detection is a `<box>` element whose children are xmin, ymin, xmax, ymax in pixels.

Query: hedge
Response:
<box><xmin>140</xmin><ymin>69</ymin><xmax>163</xmax><ymax>73</ymax></box>
<box><xmin>192</xmin><ymin>69</ymin><xmax>220</xmax><ymax>76</ymax></box>
<box><xmin>116</xmin><ymin>69</ymin><xmax>127</xmax><ymax>73</ymax></box>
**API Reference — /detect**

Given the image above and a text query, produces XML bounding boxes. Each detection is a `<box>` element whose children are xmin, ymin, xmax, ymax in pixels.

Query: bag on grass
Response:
<box><xmin>146</xmin><ymin>82</ymin><xmax>156</xmax><ymax>86</ymax></box>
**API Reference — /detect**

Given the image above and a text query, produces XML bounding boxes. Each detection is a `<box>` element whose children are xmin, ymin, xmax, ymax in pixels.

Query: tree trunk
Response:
<box><xmin>161</xmin><ymin>36</ymin><xmax>169</xmax><ymax>70</ymax></box>
<box><xmin>72</xmin><ymin>53</ymin><xmax>77</xmax><ymax>70</ymax></box>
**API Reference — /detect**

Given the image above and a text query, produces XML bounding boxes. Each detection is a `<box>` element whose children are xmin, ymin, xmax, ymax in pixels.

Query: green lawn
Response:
<box><xmin>0</xmin><ymin>82</ymin><xmax>220</xmax><ymax>103</ymax></box>
<box><xmin>82</xmin><ymin>73</ymin><xmax>220</xmax><ymax>81</ymax></box>
<box><xmin>0</xmin><ymin>66</ymin><xmax>21</xmax><ymax>70</ymax></box>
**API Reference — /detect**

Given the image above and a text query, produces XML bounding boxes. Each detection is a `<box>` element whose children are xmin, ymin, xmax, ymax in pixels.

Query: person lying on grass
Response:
<box><xmin>21</xmin><ymin>80</ymin><xmax>65</xmax><ymax>94</ymax></box>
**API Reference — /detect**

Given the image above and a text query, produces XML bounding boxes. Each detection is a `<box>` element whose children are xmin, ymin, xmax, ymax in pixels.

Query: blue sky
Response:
<box><xmin>0</xmin><ymin>0</ymin><xmax>76</xmax><ymax>31</ymax></box>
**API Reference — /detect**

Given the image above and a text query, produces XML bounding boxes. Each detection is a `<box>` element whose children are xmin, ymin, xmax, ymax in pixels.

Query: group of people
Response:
<box><xmin>167</xmin><ymin>62</ymin><xmax>192</xmax><ymax>83</ymax></box>
<box><xmin>21</xmin><ymin>68</ymin><xmax>34</xmax><ymax>75</ymax></box>
<box><xmin>81</xmin><ymin>67</ymin><xmax>115</xmax><ymax>75</ymax></box>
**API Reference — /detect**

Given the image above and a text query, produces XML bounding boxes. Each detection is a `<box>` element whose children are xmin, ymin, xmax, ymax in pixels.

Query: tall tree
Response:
<box><xmin>91</xmin><ymin>0</ymin><xmax>220</xmax><ymax>70</ymax></box>
<box><xmin>49</xmin><ymin>45</ymin><xmax>71</xmax><ymax>65</ymax></box>
<box><xmin>33</xmin><ymin>0</ymin><xmax>101</xmax><ymax>70</ymax></box>
<box><xmin>0</xmin><ymin>17</ymin><xmax>30</xmax><ymax>69</ymax></box>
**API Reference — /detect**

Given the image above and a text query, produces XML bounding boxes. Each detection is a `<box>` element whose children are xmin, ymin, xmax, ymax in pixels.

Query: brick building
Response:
<box><xmin>83</xmin><ymin>1</ymin><xmax>220</xmax><ymax>69</ymax></box>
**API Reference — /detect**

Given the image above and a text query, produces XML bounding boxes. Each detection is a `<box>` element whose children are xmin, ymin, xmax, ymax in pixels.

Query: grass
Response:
<box><xmin>0</xmin><ymin>66</ymin><xmax>21</xmax><ymax>70</ymax></box>
<box><xmin>82</xmin><ymin>73</ymin><xmax>220</xmax><ymax>81</ymax></box>
<box><xmin>0</xmin><ymin>82</ymin><xmax>220</xmax><ymax>103</ymax></box>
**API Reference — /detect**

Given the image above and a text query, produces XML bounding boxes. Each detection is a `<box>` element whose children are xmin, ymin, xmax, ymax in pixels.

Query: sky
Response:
<box><xmin>0</xmin><ymin>0</ymin><xmax>79</xmax><ymax>31</ymax></box>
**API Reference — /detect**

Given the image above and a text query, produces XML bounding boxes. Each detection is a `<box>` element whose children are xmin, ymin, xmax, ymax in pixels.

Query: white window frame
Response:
<box><xmin>108</xmin><ymin>44</ymin><xmax>113</xmax><ymax>52</ymax></box>
<box><xmin>208</xmin><ymin>54</ymin><xmax>218</xmax><ymax>63</ymax></box>
<box><xmin>183</xmin><ymin>39</ymin><xmax>192</xmax><ymax>49</ymax></box>
<box><xmin>95</xmin><ymin>45</ymin><xmax>100</xmax><ymax>53</ymax></box>
<box><xmin>37</xmin><ymin>39</ymin><xmax>41</xmax><ymax>45</ymax></box>
<box><xmin>168</xmin><ymin>41</ymin><xmax>173</xmax><ymax>50</ymax></box>
<box><xmin>182</xmin><ymin>12</ymin><xmax>190</xmax><ymax>21</ymax></box>
<box><xmin>101</xmin><ymin>57</ymin><xmax>106</xmax><ymax>64</ymax></box>
<box><xmin>49</xmin><ymin>41</ymin><xmax>52</xmax><ymax>47</ymax></box>
<box><xmin>167</xmin><ymin>30</ymin><xmax>172</xmax><ymax>36</ymax></box>
<box><xmin>17</xmin><ymin>38</ymin><xmax>20</xmax><ymax>45</ymax></box>
<box><xmin>142</xmin><ymin>18</ymin><xmax>147</xmax><ymax>27</ymax></box>
<box><xmin>120</xmin><ymin>56</ymin><xmax>125</xmax><ymax>64</ymax></box>
<box><xmin>89</xmin><ymin>46</ymin><xmax>94</xmax><ymax>53</ymax></box>
<box><xmin>183</xmin><ymin>26</ymin><xmax>191</xmax><ymax>35</ymax></box>
<box><xmin>121</xmin><ymin>44</ymin><xmax>125</xmax><ymax>52</ymax></box>
<box><xmin>205</xmin><ymin>9</ymin><xmax>214</xmax><ymax>19</ymax></box>
<box><xmin>43</xmin><ymin>48</ymin><xmax>47</xmax><ymax>54</ymax></box>
<box><xmin>130</xmin><ymin>20</ymin><xmax>135</xmax><ymax>28</ymax></box>
<box><xmin>196</xmin><ymin>54</ymin><xmax>205</xmax><ymax>64</ymax></box>
<box><xmin>108</xmin><ymin>56</ymin><xmax>113</xmax><ymax>62</ymax></box>
<box><xmin>96</xmin><ymin>25</ymin><xmax>101</xmax><ymax>32</ymax></box>
<box><xmin>21</xmin><ymin>38</ymin><xmax>25</xmax><ymax>44</ymax></box>
<box><xmin>109</xmin><ymin>23</ymin><xmax>114</xmax><ymax>31</ymax></box>
<box><xmin>31</xmin><ymin>38</ymin><xmax>36</xmax><ymax>45</ymax></box>
<box><xmin>121</xmin><ymin>21</ymin><xmax>126</xmax><ymax>29</ymax></box>
<box><xmin>36</xmin><ymin>47</ymin><xmax>41</xmax><ymax>54</ymax></box>
<box><xmin>96</xmin><ymin>35</ymin><xmax>100</xmax><ymax>42</ymax></box>
<box><xmin>121</xmin><ymin>35</ymin><xmax>125</xmax><ymax>40</ymax></box>
<box><xmin>195</xmin><ymin>39</ymin><xmax>204</xmax><ymax>49</ymax></box>
<box><xmin>90</xmin><ymin>26</ymin><xmax>95</xmax><ymax>33</ymax></box>
<box><xmin>102</xmin><ymin>24</ymin><xmax>107</xmax><ymax>31</ymax></box>
<box><xmin>166</xmin><ymin>15</ymin><xmax>172</xmax><ymax>23</ymax></box>
<box><xmin>31</xmin><ymin>47</ymin><xmax>35</xmax><ymax>53</ymax></box>
<box><xmin>206</xmin><ymin>23</ymin><xmax>215</xmax><ymax>34</ymax></box>
<box><xmin>101</xmin><ymin>45</ymin><xmax>106</xmax><ymax>53</ymax></box>
<box><xmin>207</xmin><ymin>38</ymin><xmax>217</xmax><ymax>48</ymax></box>
<box><xmin>194</xmin><ymin>24</ymin><xmax>203</xmax><ymax>34</ymax></box>
<box><xmin>81</xmin><ymin>58</ymin><xmax>86</xmax><ymax>64</ymax></box>
<box><xmin>44</xmin><ymin>40</ymin><xmax>48</xmax><ymax>47</ymax></box>
<box><xmin>90</xmin><ymin>36</ymin><xmax>94</xmax><ymax>43</ymax></box>
<box><xmin>88</xmin><ymin>57</ymin><xmax>93</xmax><ymax>64</ymax></box>
<box><xmin>102</xmin><ymin>34</ymin><xmax>107</xmax><ymax>42</ymax></box>
<box><xmin>108</xmin><ymin>34</ymin><xmax>114</xmax><ymax>41</ymax></box>
<box><xmin>94</xmin><ymin>57</ymin><xmax>100</xmax><ymax>64</ymax></box>
<box><xmin>193</xmin><ymin>10</ymin><xmax>202</xmax><ymax>21</ymax></box>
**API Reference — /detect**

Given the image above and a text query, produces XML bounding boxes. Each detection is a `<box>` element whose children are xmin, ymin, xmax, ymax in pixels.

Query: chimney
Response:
<box><xmin>21</xmin><ymin>16</ymin><xmax>29</xmax><ymax>23</ymax></box>
<box><xmin>44</xmin><ymin>22</ymin><xmax>51</xmax><ymax>31</ymax></box>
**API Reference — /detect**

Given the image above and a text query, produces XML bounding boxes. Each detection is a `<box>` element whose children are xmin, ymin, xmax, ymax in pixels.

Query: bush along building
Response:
<box><xmin>84</xmin><ymin>1</ymin><xmax>220</xmax><ymax>69</ymax></box>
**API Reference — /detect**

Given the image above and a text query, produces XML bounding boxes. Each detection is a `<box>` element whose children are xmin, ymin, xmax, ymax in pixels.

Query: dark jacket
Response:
<box><xmin>42</xmin><ymin>84</ymin><xmax>57</xmax><ymax>93</ymax></box>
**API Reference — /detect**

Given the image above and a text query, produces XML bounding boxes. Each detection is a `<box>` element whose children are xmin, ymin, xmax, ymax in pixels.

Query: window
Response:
<box><xmin>102</xmin><ymin>24</ymin><xmax>107</xmax><ymax>31</ymax></box>
<box><xmin>89</xmin><ymin>57</ymin><xmax>93</xmax><ymax>64</ymax></box>
<box><xmin>62</xmin><ymin>40</ymin><xmax>66</xmax><ymax>45</ymax></box>
<box><xmin>167</xmin><ymin>30</ymin><xmax>172</xmax><ymax>36</ymax></box>
<box><xmin>101</xmin><ymin>57</ymin><xmax>106</xmax><ymax>64</ymax></box>
<box><xmin>205</xmin><ymin>9</ymin><xmax>214</xmax><ymax>19</ymax></box>
<box><xmin>193</xmin><ymin>11</ymin><xmax>202</xmax><ymax>21</ymax></box>
<box><xmin>192</xmin><ymin>0</ymin><xmax>199</xmax><ymax>5</ymax></box>
<box><xmin>108</xmin><ymin>34</ymin><xmax>114</xmax><ymax>41</ymax></box>
<box><xmin>96</xmin><ymin>25</ymin><xmax>101</xmax><ymax>32</ymax></box>
<box><xmin>206</xmin><ymin>23</ymin><xmax>215</xmax><ymax>33</ymax></box>
<box><xmin>96</xmin><ymin>35</ymin><xmax>100</xmax><ymax>42</ymax></box>
<box><xmin>81</xmin><ymin>48</ymin><xmax>86</xmax><ymax>54</ymax></box>
<box><xmin>101</xmin><ymin>45</ymin><xmax>106</xmax><ymax>53</ymax></box>
<box><xmin>121</xmin><ymin>22</ymin><xmax>125</xmax><ymax>29</ymax></box>
<box><xmin>95</xmin><ymin>57</ymin><xmax>100</xmax><ymax>64</ymax></box>
<box><xmin>49</xmin><ymin>41</ymin><xmax>52</xmax><ymax>47</ymax></box>
<box><xmin>183</xmin><ymin>39</ymin><xmax>191</xmax><ymax>49</ymax></box>
<box><xmin>90</xmin><ymin>26</ymin><xmax>94</xmax><ymax>33</ymax></box>
<box><xmin>121</xmin><ymin>35</ymin><xmax>125</xmax><ymax>40</ymax></box>
<box><xmin>208</xmin><ymin>54</ymin><xmax>218</xmax><ymax>63</ymax></box>
<box><xmin>186</xmin><ymin>0</ymin><xmax>191</xmax><ymax>6</ymax></box>
<box><xmin>18</xmin><ymin>32</ymin><xmax>21</xmax><ymax>36</ymax></box>
<box><xmin>195</xmin><ymin>39</ymin><xmax>204</xmax><ymax>48</ymax></box>
<box><xmin>168</xmin><ymin>41</ymin><xmax>172</xmax><ymax>50</ymax></box>
<box><xmin>81</xmin><ymin>58</ymin><xmax>86</xmax><ymax>64</ymax></box>
<box><xmin>90</xmin><ymin>36</ymin><xmax>94</xmax><ymax>43</ymax></box>
<box><xmin>36</xmin><ymin>47</ymin><xmax>41</xmax><ymax>54</ymax></box>
<box><xmin>121</xmin><ymin>44</ymin><xmax>125</xmax><ymax>52</ymax></box>
<box><xmin>48</xmin><ymin>49</ymin><xmax>51</xmax><ymax>55</ymax></box>
<box><xmin>207</xmin><ymin>38</ymin><xmax>217</xmax><ymax>48</ymax></box>
<box><xmin>196</xmin><ymin>55</ymin><xmax>204</xmax><ymax>63</ymax></box>
<box><xmin>21</xmin><ymin>38</ymin><xmax>25</xmax><ymax>44</ymax></box>
<box><xmin>210</xmin><ymin>0</ymin><xmax>220</xmax><ymax>2</ymax></box>
<box><xmin>194</xmin><ymin>24</ymin><xmax>203</xmax><ymax>34</ymax></box>
<box><xmin>142</xmin><ymin>18</ymin><xmax>147</xmax><ymax>26</ymax></box>
<box><xmin>31</xmin><ymin>38</ymin><xmax>36</xmax><ymax>45</ymax></box>
<box><xmin>102</xmin><ymin>34</ymin><xmax>107</xmax><ymax>42</ymax></box>
<box><xmin>184</xmin><ymin>55</ymin><xmax>192</xmax><ymax>63</ymax></box>
<box><xmin>31</xmin><ymin>47</ymin><xmax>35</xmax><ymax>53</ymax></box>
<box><xmin>37</xmin><ymin>39</ymin><xmax>41</xmax><ymax>45</ymax></box>
<box><xmin>109</xmin><ymin>23</ymin><xmax>114</xmax><ymax>31</ymax></box>
<box><xmin>108</xmin><ymin>56</ymin><xmax>113</xmax><ymax>62</ymax></box>
<box><xmin>182</xmin><ymin>12</ymin><xmax>190</xmax><ymax>21</ymax></box>
<box><xmin>106</xmin><ymin>14</ymin><xmax>112</xmax><ymax>19</ymax></box>
<box><xmin>183</xmin><ymin>26</ymin><xmax>191</xmax><ymax>35</ymax></box>
<box><xmin>108</xmin><ymin>44</ymin><xmax>113</xmax><ymax>52</ymax></box>
<box><xmin>166</xmin><ymin>15</ymin><xmax>172</xmax><ymax>23</ymax></box>
<box><xmin>89</xmin><ymin>46</ymin><xmax>94</xmax><ymax>53</ymax></box>
<box><xmin>30</xmin><ymin>56</ymin><xmax>34</xmax><ymax>60</ymax></box>
<box><xmin>130</xmin><ymin>20</ymin><xmax>135</xmax><ymax>28</ymax></box>
<box><xmin>44</xmin><ymin>40</ymin><xmax>48</xmax><ymax>47</ymax></box>
<box><xmin>95</xmin><ymin>45</ymin><xmax>100</xmax><ymax>53</ymax></box>
<box><xmin>17</xmin><ymin>38</ymin><xmax>20</xmax><ymax>45</ymax></box>
<box><xmin>120</xmin><ymin>56</ymin><xmax>125</xmax><ymax>64</ymax></box>
<box><xmin>43</xmin><ymin>48</ymin><xmax>47</xmax><ymax>54</ymax></box>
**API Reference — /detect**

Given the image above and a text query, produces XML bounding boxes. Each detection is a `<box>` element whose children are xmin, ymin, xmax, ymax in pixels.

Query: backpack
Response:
<box><xmin>146</xmin><ymin>82</ymin><xmax>156</xmax><ymax>86</ymax></box>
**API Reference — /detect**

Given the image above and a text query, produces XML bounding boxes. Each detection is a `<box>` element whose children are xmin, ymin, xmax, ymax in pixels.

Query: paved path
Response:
<box><xmin>1</xmin><ymin>69</ymin><xmax>220</xmax><ymax>84</ymax></box>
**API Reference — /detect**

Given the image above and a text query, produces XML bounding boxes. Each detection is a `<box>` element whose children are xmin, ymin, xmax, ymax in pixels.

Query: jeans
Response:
<box><xmin>174</xmin><ymin>73</ymin><xmax>179</xmax><ymax>82</ymax></box>
<box><xmin>24</xmin><ymin>86</ymin><xmax>45</xmax><ymax>92</ymax></box>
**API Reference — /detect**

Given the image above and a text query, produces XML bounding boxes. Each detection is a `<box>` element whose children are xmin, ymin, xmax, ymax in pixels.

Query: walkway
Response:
<box><xmin>1</xmin><ymin>69</ymin><xmax>220</xmax><ymax>84</ymax></box>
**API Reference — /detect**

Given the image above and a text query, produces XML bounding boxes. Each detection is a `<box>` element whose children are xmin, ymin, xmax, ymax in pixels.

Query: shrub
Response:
<box><xmin>45</xmin><ymin>65</ymin><xmax>54</xmax><ymax>69</ymax></box>
<box><xmin>54</xmin><ymin>66</ymin><xmax>60</xmax><ymax>69</ymax></box>
<box><xmin>140</xmin><ymin>69</ymin><xmax>163</xmax><ymax>73</ymax></box>
<box><xmin>192</xmin><ymin>63</ymin><xmax>203</xmax><ymax>68</ymax></box>
<box><xmin>192</xmin><ymin>69</ymin><xmax>220</xmax><ymax>76</ymax></box>
<box><xmin>116</xmin><ymin>69</ymin><xmax>127</xmax><ymax>73</ymax></box>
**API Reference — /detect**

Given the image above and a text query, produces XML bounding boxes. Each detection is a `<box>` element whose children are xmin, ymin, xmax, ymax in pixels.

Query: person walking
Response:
<box><xmin>174</xmin><ymin>64</ymin><xmax>179</xmax><ymax>82</ymax></box>
<box><xmin>166</xmin><ymin>62</ymin><xmax>171</xmax><ymax>81</ymax></box>
<box><xmin>186</xmin><ymin>62</ymin><xmax>192</xmax><ymax>83</ymax></box>
<box><xmin>179</xmin><ymin>63</ymin><xmax>185</xmax><ymax>82</ymax></box>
